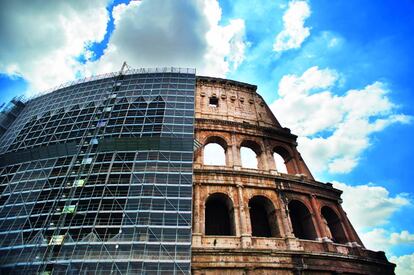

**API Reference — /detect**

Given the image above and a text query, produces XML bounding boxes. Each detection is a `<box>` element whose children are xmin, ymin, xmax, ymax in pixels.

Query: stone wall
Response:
<box><xmin>191</xmin><ymin>77</ymin><xmax>395</xmax><ymax>274</ymax></box>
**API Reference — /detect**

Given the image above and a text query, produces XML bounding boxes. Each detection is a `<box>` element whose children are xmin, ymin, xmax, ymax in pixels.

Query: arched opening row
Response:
<box><xmin>203</xmin><ymin>194</ymin><xmax>349</xmax><ymax>244</ymax></box>
<box><xmin>202</xmin><ymin>136</ymin><xmax>292</xmax><ymax>173</ymax></box>
<box><xmin>288</xmin><ymin>200</ymin><xmax>348</xmax><ymax>244</ymax></box>
<box><xmin>205</xmin><ymin>193</ymin><xmax>279</xmax><ymax>238</ymax></box>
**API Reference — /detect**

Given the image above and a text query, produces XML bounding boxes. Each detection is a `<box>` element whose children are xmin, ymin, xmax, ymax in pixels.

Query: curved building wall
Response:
<box><xmin>191</xmin><ymin>76</ymin><xmax>395</xmax><ymax>274</ymax></box>
<box><xmin>0</xmin><ymin>69</ymin><xmax>196</xmax><ymax>274</ymax></box>
<box><xmin>0</xmin><ymin>70</ymin><xmax>395</xmax><ymax>275</ymax></box>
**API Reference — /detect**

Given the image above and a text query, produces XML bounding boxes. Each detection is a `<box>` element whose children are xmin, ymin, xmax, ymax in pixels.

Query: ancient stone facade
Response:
<box><xmin>191</xmin><ymin>76</ymin><xmax>395</xmax><ymax>274</ymax></box>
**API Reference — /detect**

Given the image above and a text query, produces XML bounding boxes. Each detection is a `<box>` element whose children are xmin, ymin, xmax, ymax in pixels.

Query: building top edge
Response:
<box><xmin>196</xmin><ymin>75</ymin><xmax>257</xmax><ymax>92</ymax></box>
<box><xmin>26</xmin><ymin>67</ymin><xmax>196</xmax><ymax>103</ymax></box>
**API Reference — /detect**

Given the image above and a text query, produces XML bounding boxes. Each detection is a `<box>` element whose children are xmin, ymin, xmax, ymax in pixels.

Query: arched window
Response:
<box><xmin>204</xmin><ymin>143</ymin><xmax>225</xmax><ymax>165</ymax></box>
<box><xmin>203</xmin><ymin>136</ymin><xmax>227</xmax><ymax>166</ymax></box>
<box><xmin>240</xmin><ymin>140</ymin><xmax>262</xmax><ymax>169</ymax></box>
<box><xmin>205</xmin><ymin>193</ymin><xmax>235</xmax><ymax>236</ymax></box>
<box><xmin>273</xmin><ymin>146</ymin><xmax>292</xmax><ymax>174</ymax></box>
<box><xmin>273</xmin><ymin>152</ymin><xmax>287</xmax><ymax>173</ymax></box>
<box><xmin>249</xmin><ymin>196</ymin><xmax>280</xmax><ymax>237</ymax></box>
<box><xmin>321</xmin><ymin>206</ymin><xmax>347</xmax><ymax>244</ymax></box>
<box><xmin>288</xmin><ymin>200</ymin><xmax>317</xmax><ymax>240</ymax></box>
<box><xmin>241</xmin><ymin>147</ymin><xmax>257</xmax><ymax>168</ymax></box>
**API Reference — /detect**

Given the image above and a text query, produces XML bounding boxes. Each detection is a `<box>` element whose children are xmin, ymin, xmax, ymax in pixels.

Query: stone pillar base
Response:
<box><xmin>241</xmin><ymin>234</ymin><xmax>252</xmax><ymax>248</ymax></box>
<box><xmin>285</xmin><ymin>237</ymin><xmax>303</xmax><ymax>251</ymax></box>
<box><xmin>233</xmin><ymin>165</ymin><xmax>242</xmax><ymax>171</ymax></box>
<box><xmin>192</xmin><ymin>233</ymin><xmax>202</xmax><ymax>247</ymax></box>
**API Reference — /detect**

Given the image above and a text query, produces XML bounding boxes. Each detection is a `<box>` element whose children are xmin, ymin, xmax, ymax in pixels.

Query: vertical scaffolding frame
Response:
<box><xmin>0</xmin><ymin>68</ymin><xmax>196</xmax><ymax>274</ymax></box>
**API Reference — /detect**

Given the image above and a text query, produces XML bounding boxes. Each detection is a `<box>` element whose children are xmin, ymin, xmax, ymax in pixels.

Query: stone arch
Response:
<box><xmin>273</xmin><ymin>145</ymin><xmax>296</xmax><ymax>174</ymax></box>
<box><xmin>321</xmin><ymin>206</ymin><xmax>348</xmax><ymax>244</ymax></box>
<box><xmin>248</xmin><ymin>196</ymin><xmax>280</xmax><ymax>237</ymax></box>
<box><xmin>203</xmin><ymin>135</ymin><xmax>228</xmax><ymax>166</ymax></box>
<box><xmin>288</xmin><ymin>200</ymin><xmax>317</xmax><ymax>240</ymax></box>
<box><xmin>240</xmin><ymin>139</ymin><xmax>263</xmax><ymax>169</ymax></box>
<box><xmin>205</xmin><ymin>193</ymin><xmax>236</xmax><ymax>236</ymax></box>
<box><xmin>204</xmin><ymin>135</ymin><xmax>228</xmax><ymax>149</ymax></box>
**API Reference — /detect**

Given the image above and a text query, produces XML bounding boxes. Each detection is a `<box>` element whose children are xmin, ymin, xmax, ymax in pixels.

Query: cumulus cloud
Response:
<box><xmin>273</xmin><ymin>0</ymin><xmax>311</xmax><ymax>53</ymax></box>
<box><xmin>391</xmin><ymin>253</ymin><xmax>414</xmax><ymax>275</ymax></box>
<box><xmin>86</xmin><ymin>0</ymin><xmax>247</xmax><ymax>77</ymax></box>
<box><xmin>390</xmin><ymin>230</ymin><xmax>414</xmax><ymax>245</ymax></box>
<box><xmin>359</xmin><ymin>228</ymin><xmax>414</xmax><ymax>253</ymax></box>
<box><xmin>332</xmin><ymin>181</ymin><xmax>413</xmax><ymax>259</ymax></box>
<box><xmin>0</xmin><ymin>0</ymin><xmax>109</xmax><ymax>93</ymax></box>
<box><xmin>270</xmin><ymin>66</ymin><xmax>412</xmax><ymax>174</ymax></box>
<box><xmin>333</xmin><ymin>181</ymin><xmax>410</xmax><ymax>230</ymax></box>
<box><xmin>0</xmin><ymin>0</ymin><xmax>246</xmax><ymax>94</ymax></box>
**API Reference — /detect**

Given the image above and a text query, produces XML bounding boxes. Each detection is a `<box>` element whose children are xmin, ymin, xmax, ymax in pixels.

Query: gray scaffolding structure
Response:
<box><xmin>0</xmin><ymin>68</ymin><xmax>196</xmax><ymax>274</ymax></box>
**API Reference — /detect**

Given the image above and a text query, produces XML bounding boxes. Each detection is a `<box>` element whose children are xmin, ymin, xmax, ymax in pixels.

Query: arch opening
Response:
<box><xmin>205</xmin><ymin>193</ymin><xmax>235</xmax><ymax>236</ymax></box>
<box><xmin>240</xmin><ymin>147</ymin><xmax>258</xmax><ymax>169</ymax></box>
<box><xmin>249</xmin><ymin>196</ymin><xmax>280</xmax><ymax>237</ymax></box>
<box><xmin>203</xmin><ymin>136</ymin><xmax>227</xmax><ymax>166</ymax></box>
<box><xmin>204</xmin><ymin>143</ymin><xmax>225</xmax><ymax>165</ymax></box>
<box><xmin>240</xmin><ymin>140</ymin><xmax>262</xmax><ymax>169</ymax></box>
<box><xmin>273</xmin><ymin>146</ymin><xmax>292</xmax><ymax>174</ymax></box>
<box><xmin>321</xmin><ymin>206</ymin><xmax>347</xmax><ymax>244</ymax></box>
<box><xmin>288</xmin><ymin>200</ymin><xmax>317</xmax><ymax>240</ymax></box>
<box><xmin>273</xmin><ymin>152</ymin><xmax>288</xmax><ymax>174</ymax></box>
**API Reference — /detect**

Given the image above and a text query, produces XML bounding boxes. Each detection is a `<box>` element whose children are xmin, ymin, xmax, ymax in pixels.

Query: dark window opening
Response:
<box><xmin>321</xmin><ymin>206</ymin><xmax>348</xmax><ymax>244</ymax></box>
<box><xmin>209</xmin><ymin>97</ymin><xmax>219</xmax><ymax>107</ymax></box>
<box><xmin>205</xmin><ymin>193</ymin><xmax>235</xmax><ymax>236</ymax></box>
<box><xmin>288</xmin><ymin>200</ymin><xmax>317</xmax><ymax>240</ymax></box>
<box><xmin>249</xmin><ymin>196</ymin><xmax>279</xmax><ymax>237</ymax></box>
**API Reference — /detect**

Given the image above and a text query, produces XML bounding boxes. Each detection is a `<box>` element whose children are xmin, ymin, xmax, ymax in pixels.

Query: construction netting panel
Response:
<box><xmin>0</xmin><ymin>70</ymin><xmax>195</xmax><ymax>274</ymax></box>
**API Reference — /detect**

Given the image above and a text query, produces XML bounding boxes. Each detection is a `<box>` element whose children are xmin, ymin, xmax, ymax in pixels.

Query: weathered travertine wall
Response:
<box><xmin>191</xmin><ymin>76</ymin><xmax>395</xmax><ymax>274</ymax></box>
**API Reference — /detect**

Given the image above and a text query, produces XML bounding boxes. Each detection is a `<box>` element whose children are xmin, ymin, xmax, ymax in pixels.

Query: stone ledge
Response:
<box><xmin>194</xmin><ymin>167</ymin><xmax>341</xmax><ymax>195</ymax></box>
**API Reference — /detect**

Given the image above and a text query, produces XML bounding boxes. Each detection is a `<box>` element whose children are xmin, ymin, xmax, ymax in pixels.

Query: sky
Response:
<box><xmin>0</xmin><ymin>0</ymin><xmax>413</xmax><ymax>273</ymax></box>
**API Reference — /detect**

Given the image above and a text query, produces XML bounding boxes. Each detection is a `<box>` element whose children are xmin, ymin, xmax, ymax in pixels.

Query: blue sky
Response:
<box><xmin>1</xmin><ymin>0</ymin><xmax>413</xmax><ymax>273</ymax></box>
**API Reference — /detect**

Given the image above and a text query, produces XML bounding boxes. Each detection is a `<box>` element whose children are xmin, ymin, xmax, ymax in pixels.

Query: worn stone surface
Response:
<box><xmin>192</xmin><ymin>76</ymin><xmax>395</xmax><ymax>274</ymax></box>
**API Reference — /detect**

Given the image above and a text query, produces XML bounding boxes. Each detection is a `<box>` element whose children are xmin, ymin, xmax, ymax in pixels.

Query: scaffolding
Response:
<box><xmin>0</xmin><ymin>67</ymin><xmax>196</xmax><ymax>274</ymax></box>
<box><xmin>0</xmin><ymin>96</ymin><xmax>26</xmax><ymax>137</ymax></box>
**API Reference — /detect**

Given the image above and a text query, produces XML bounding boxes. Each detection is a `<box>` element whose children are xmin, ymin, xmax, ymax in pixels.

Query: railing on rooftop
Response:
<box><xmin>28</xmin><ymin>67</ymin><xmax>196</xmax><ymax>102</ymax></box>
<box><xmin>0</xmin><ymin>96</ymin><xmax>27</xmax><ymax>137</ymax></box>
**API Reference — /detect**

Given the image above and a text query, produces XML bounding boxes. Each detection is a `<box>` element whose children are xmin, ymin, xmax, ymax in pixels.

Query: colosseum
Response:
<box><xmin>191</xmin><ymin>76</ymin><xmax>395</xmax><ymax>274</ymax></box>
<box><xmin>0</xmin><ymin>68</ymin><xmax>395</xmax><ymax>274</ymax></box>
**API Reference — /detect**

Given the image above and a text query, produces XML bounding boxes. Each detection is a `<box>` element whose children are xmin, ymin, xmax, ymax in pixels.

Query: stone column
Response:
<box><xmin>232</xmin><ymin>134</ymin><xmax>241</xmax><ymax>170</ymax></box>
<box><xmin>259</xmin><ymin>151</ymin><xmax>269</xmax><ymax>171</ymax></box>
<box><xmin>309</xmin><ymin>195</ymin><xmax>327</xmax><ymax>241</ymax></box>
<box><xmin>192</xmin><ymin>183</ymin><xmax>202</xmax><ymax>246</ymax></box>
<box><xmin>237</xmin><ymin>184</ymin><xmax>251</xmax><ymax>248</ymax></box>
<box><xmin>289</xmin><ymin>149</ymin><xmax>301</xmax><ymax>174</ymax></box>
<box><xmin>225</xmin><ymin>143</ymin><xmax>233</xmax><ymax>167</ymax></box>
<box><xmin>275</xmin><ymin>208</ymin><xmax>286</xmax><ymax>237</ymax></box>
<box><xmin>278</xmin><ymin>192</ymin><xmax>302</xmax><ymax>250</ymax></box>
<box><xmin>262</xmin><ymin>139</ymin><xmax>275</xmax><ymax>172</ymax></box>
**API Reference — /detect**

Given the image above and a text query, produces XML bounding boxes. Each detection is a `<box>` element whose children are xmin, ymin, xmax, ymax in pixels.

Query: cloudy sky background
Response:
<box><xmin>1</xmin><ymin>0</ymin><xmax>414</xmax><ymax>273</ymax></box>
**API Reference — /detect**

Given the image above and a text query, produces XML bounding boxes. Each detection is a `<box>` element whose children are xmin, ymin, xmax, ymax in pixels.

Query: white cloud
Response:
<box><xmin>360</xmin><ymin>228</ymin><xmax>393</xmax><ymax>252</ymax></box>
<box><xmin>0</xmin><ymin>0</ymin><xmax>109</xmax><ymax>94</ymax></box>
<box><xmin>86</xmin><ymin>0</ymin><xmax>247</xmax><ymax>78</ymax></box>
<box><xmin>391</xmin><ymin>253</ymin><xmax>414</xmax><ymax>275</ymax></box>
<box><xmin>359</xmin><ymin>228</ymin><xmax>414</xmax><ymax>253</ymax></box>
<box><xmin>0</xmin><ymin>0</ymin><xmax>247</xmax><ymax>95</ymax></box>
<box><xmin>332</xmin><ymin>181</ymin><xmax>413</xmax><ymax>259</ymax></box>
<box><xmin>390</xmin><ymin>230</ymin><xmax>414</xmax><ymax>245</ymax></box>
<box><xmin>273</xmin><ymin>0</ymin><xmax>311</xmax><ymax>53</ymax></box>
<box><xmin>332</xmin><ymin>181</ymin><xmax>410</xmax><ymax>231</ymax></box>
<box><xmin>270</xmin><ymin>66</ymin><xmax>412</xmax><ymax>174</ymax></box>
